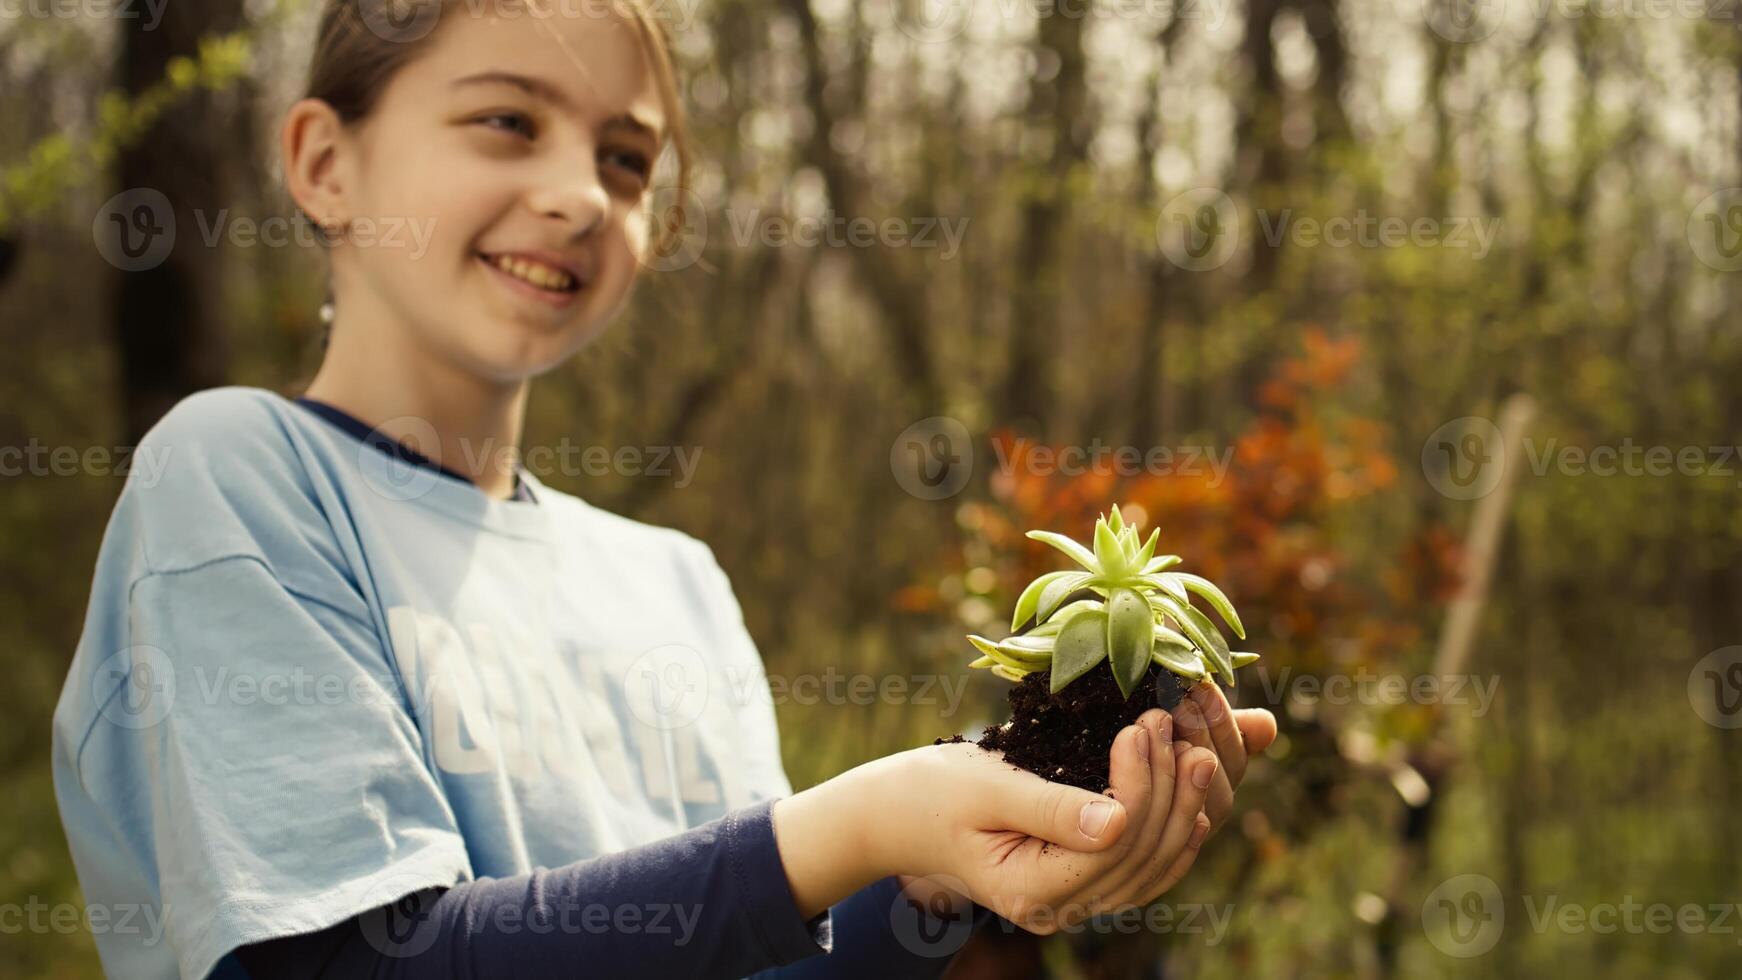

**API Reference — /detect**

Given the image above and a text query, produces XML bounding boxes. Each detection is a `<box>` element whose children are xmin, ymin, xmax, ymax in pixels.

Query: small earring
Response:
<box><xmin>319</xmin><ymin>301</ymin><xmax>335</xmax><ymax>324</ymax></box>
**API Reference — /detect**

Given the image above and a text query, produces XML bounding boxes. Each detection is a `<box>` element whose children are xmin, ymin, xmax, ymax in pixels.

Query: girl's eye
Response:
<box><xmin>477</xmin><ymin>112</ymin><xmax>537</xmax><ymax>140</ymax></box>
<box><xmin>604</xmin><ymin>149</ymin><xmax>652</xmax><ymax>181</ymax></box>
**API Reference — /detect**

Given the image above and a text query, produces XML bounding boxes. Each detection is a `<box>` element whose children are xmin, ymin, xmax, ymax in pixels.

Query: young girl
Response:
<box><xmin>51</xmin><ymin>1</ymin><xmax>1277</xmax><ymax>977</ymax></box>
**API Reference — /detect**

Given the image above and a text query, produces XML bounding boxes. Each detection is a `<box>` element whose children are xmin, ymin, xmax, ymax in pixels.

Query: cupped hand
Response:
<box><xmin>875</xmin><ymin>709</ymin><xmax>1219</xmax><ymax>933</ymax></box>
<box><xmin>1168</xmin><ymin>681</ymin><xmax>1278</xmax><ymax>838</ymax></box>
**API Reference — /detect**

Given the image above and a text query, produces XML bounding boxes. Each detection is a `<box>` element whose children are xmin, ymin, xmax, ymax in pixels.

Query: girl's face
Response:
<box><xmin>333</xmin><ymin>5</ymin><xmax>665</xmax><ymax>383</ymax></box>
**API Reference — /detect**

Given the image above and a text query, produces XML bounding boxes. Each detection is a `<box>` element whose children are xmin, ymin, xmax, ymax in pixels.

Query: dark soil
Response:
<box><xmin>965</xmin><ymin>665</ymin><xmax>1197</xmax><ymax>792</ymax></box>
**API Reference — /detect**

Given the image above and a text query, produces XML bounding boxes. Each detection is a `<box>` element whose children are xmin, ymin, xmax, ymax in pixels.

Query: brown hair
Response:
<box><xmin>301</xmin><ymin>0</ymin><xmax>692</xmax><ymax>247</ymax></box>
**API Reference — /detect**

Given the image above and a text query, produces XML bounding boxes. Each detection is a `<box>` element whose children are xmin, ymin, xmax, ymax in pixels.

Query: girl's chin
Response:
<box><xmin>454</xmin><ymin>315</ymin><xmax>607</xmax><ymax>383</ymax></box>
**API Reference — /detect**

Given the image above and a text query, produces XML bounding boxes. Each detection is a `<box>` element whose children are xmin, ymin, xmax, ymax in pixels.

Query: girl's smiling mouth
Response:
<box><xmin>476</xmin><ymin>250</ymin><xmax>587</xmax><ymax>307</ymax></box>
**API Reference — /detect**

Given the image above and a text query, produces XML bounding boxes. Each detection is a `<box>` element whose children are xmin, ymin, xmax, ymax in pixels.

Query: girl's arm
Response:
<box><xmin>226</xmin><ymin>765</ymin><xmax>979</xmax><ymax>980</ymax></box>
<box><xmin>235</xmin><ymin>725</ymin><xmax>1221</xmax><ymax>979</ymax></box>
<box><xmin>235</xmin><ymin>800</ymin><xmax>835</xmax><ymax>980</ymax></box>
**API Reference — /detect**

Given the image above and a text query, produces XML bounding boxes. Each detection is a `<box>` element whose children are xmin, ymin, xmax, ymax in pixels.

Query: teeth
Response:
<box><xmin>487</xmin><ymin>253</ymin><xmax>576</xmax><ymax>292</ymax></box>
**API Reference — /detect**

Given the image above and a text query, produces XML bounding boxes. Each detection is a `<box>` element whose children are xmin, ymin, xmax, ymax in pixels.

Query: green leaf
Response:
<box><xmin>1107</xmin><ymin>504</ymin><xmax>1125</xmax><ymax>535</ymax></box>
<box><xmin>968</xmin><ymin>655</ymin><xmax>997</xmax><ymax>668</ymax></box>
<box><xmin>990</xmin><ymin>664</ymin><xmax>1029</xmax><ymax>682</ymax></box>
<box><xmin>1034</xmin><ymin>571</ymin><xmax>1094</xmax><ymax>624</ymax></box>
<box><xmin>1093</xmin><ymin>519</ymin><xmax>1129</xmax><ymax>579</ymax></box>
<box><xmin>1153</xmin><ymin>624</ymin><xmax>1195</xmax><ymax>650</ymax></box>
<box><xmin>1119</xmin><ymin>526</ymin><xmax>1140</xmax><ymax>562</ymax></box>
<box><xmin>1165</xmin><ymin>573</ymin><xmax>1247</xmax><ymax>639</ymax></box>
<box><xmin>1231</xmin><ymin>651</ymin><xmax>1261</xmax><ymax>669</ymax></box>
<box><xmin>998</xmin><ymin>635</ymin><xmax>1057</xmax><ymax>657</ymax></box>
<box><xmin>1043</xmin><ymin>598</ymin><xmax>1106</xmax><ymax>627</ymax></box>
<box><xmin>1133</xmin><ymin>528</ymin><xmax>1160</xmax><ymax>569</ymax></box>
<box><xmin>968</xmin><ymin>634</ymin><xmax>1051</xmax><ymax>670</ymax></box>
<box><xmin>1012</xmin><ymin>570</ymin><xmax>1077</xmax><ymax>630</ymax></box>
<box><xmin>1141</xmin><ymin>555</ymin><xmax>1182</xmax><ymax>575</ymax></box>
<box><xmin>1151</xmin><ymin>643</ymin><xmax>1208</xmax><ymax>680</ymax></box>
<box><xmin>1171</xmin><ymin>598</ymin><xmax>1235</xmax><ymax>685</ymax></box>
<box><xmin>1050</xmin><ymin>609</ymin><xmax>1109</xmax><ymax>693</ymax></box>
<box><xmin>1106</xmin><ymin>587</ymin><xmax>1153</xmax><ymax>699</ymax></box>
<box><xmin>1026</xmin><ymin>530</ymin><xmax>1100</xmax><ymax>573</ymax></box>
<box><xmin>1143</xmin><ymin>573</ymin><xmax>1189</xmax><ymax>604</ymax></box>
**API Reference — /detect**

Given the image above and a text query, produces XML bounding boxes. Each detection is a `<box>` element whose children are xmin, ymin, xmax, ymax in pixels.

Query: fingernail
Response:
<box><xmin>1131</xmin><ymin>725</ymin><xmax>1150</xmax><ymax>762</ymax></box>
<box><xmin>1079</xmin><ymin>800</ymin><xmax>1116</xmax><ymax>839</ymax></box>
<box><xmin>1197</xmin><ymin>690</ymin><xmax>1225</xmax><ymax>722</ymax></box>
<box><xmin>1187</xmin><ymin>815</ymin><xmax>1210</xmax><ymax>849</ymax></box>
<box><xmin>1192</xmin><ymin>759</ymin><xmax>1217</xmax><ymax>789</ymax></box>
<box><xmin>1176</xmin><ymin>702</ymin><xmax>1203</xmax><ymax>737</ymax></box>
<box><xmin>1156</xmin><ymin>712</ymin><xmax>1173</xmax><ymax>743</ymax></box>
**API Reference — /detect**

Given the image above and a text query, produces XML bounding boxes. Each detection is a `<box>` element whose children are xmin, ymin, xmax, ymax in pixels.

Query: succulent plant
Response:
<box><xmin>967</xmin><ymin>505</ymin><xmax>1259</xmax><ymax>698</ymax></box>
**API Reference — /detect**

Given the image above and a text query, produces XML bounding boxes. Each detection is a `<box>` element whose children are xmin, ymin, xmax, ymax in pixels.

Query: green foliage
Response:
<box><xmin>966</xmin><ymin>506</ymin><xmax>1256</xmax><ymax>697</ymax></box>
<box><xmin>0</xmin><ymin>22</ymin><xmax>264</xmax><ymax>232</ymax></box>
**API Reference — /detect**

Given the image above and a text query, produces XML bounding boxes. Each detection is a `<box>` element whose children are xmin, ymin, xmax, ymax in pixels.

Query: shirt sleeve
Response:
<box><xmin>753</xmin><ymin>878</ymin><xmax>991</xmax><ymax>980</ymax></box>
<box><xmin>683</xmin><ymin>541</ymin><xmax>794</xmax><ymax>802</ymax></box>
<box><xmin>231</xmin><ymin>801</ymin><xmax>829</xmax><ymax>980</ymax></box>
<box><xmin>64</xmin><ymin>554</ymin><xmax>473</xmax><ymax>980</ymax></box>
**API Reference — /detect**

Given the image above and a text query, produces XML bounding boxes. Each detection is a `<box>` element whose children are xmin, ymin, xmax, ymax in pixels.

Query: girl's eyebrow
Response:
<box><xmin>450</xmin><ymin>70</ymin><xmax>663</xmax><ymax>142</ymax></box>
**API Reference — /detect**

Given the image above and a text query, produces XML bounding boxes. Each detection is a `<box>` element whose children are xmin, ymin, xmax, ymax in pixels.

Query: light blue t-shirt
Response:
<box><xmin>51</xmin><ymin>387</ymin><xmax>792</xmax><ymax>979</ymax></box>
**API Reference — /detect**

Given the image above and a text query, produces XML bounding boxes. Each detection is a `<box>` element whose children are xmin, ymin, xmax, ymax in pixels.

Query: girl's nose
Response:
<box><xmin>526</xmin><ymin>160</ymin><xmax>610</xmax><ymax>237</ymax></box>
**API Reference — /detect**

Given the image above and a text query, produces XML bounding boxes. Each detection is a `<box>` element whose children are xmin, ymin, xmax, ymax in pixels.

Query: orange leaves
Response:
<box><xmin>908</xmin><ymin>328</ymin><xmax>1456</xmax><ymax>680</ymax></box>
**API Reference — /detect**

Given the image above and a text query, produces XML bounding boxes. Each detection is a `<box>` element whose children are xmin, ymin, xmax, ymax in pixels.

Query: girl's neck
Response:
<box><xmin>303</xmin><ymin>314</ymin><xmax>529</xmax><ymax>502</ymax></box>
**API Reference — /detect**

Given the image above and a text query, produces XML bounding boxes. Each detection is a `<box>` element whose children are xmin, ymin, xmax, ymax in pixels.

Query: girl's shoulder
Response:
<box><xmin>115</xmin><ymin>386</ymin><xmax>341</xmax><ymax>576</ymax></box>
<box><xmin>132</xmin><ymin>385</ymin><xmax>312</xmax><ymax>487</ymax></box>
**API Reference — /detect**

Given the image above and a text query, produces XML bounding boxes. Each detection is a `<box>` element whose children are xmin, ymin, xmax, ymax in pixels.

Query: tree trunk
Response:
<box><xmin>111</xmin><ymin>0</ymin><xmax>244</xmax><ymax>443</ymax></box>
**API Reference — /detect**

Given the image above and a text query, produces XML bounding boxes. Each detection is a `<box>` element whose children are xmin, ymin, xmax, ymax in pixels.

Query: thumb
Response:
<box><xmin>1234</xmin><ymin>708</ymin><xmax>1278</xmax><ymax>756</ymax></box>
<box><xmin>993</xmin><ymin>774</ymin><xmax>1128</xmax><ymax>852</ymax></box>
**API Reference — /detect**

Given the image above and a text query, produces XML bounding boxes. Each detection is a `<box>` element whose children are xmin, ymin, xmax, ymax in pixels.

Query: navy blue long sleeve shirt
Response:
<box><xmin>230</xmin><ymin>802</ymin><xmax>976</xmax><ymax>979</ymax></box>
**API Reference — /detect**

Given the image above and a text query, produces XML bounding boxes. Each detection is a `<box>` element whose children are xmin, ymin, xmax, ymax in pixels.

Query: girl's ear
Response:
<box><xmin>280</xmin><ymin>98</ymin><xmax>352</xmax><ymax>236</ymax></box>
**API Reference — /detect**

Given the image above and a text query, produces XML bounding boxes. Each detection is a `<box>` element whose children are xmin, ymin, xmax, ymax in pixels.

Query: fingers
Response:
<box><xmin>1087</xmin><ymin>709</ymin><xmax>1178</xmax><ymax>905</ymax></box>
<box><xmin>1093</xmin><ymin>748</ymin><xmax>1219</xmax><ymax>919</ymax></box>
<box><xmin>1129</xmin><ymin>745</ymin><xmax>1216</xmax><ymax>902</ymax></box>
<box><xmin>1235</xmin><ymin>707</ymin><xmax>1279</xmax><ymax>757</ymax></box>
<box><xmin>987</xmin><ymin>757</ymin><xmax>1130</xmax><ymax>852</ymax></box>
<box><xmin>1172</xmin><ymin>699</ymin><xmax>1235</xmax><ymax>830</ymax></box>
<box><xmin>1189</xmin><ymin>682</ymin><xmax>1250</xmax><ymax>787</ymax></box>
<box><xmin>1101</xmin><ymin>722</ymin><xmax>1156</xmax><ymax>857</ymax></box>
<box><xmin>1139</xmin><ymin>811</ymin><xmax>1211</xmax><ymax>904</ymax></box>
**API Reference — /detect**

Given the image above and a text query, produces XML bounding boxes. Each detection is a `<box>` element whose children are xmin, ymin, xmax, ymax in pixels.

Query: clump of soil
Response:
<box><xmin>973</xmin><ymin>665</ymin><xmax>1196</xmax><ymax>792</ymax></box>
